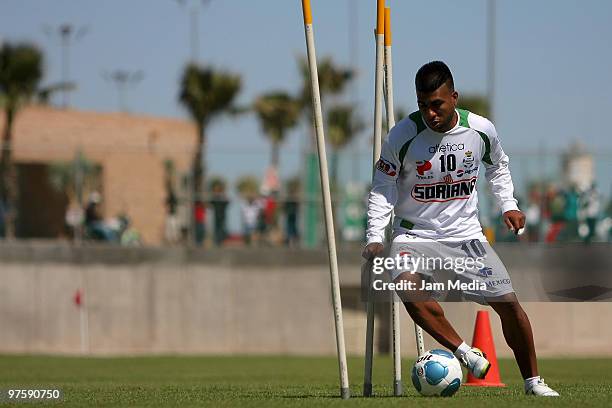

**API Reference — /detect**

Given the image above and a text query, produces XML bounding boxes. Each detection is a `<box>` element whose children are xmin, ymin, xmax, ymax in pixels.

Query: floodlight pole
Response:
<box><xmin>487</xmin><ymin>0</ymin><xmax>496</xmax><ymax>120</ymax></box>
<box><xmin>103</xmin><ymin>70</ymin><xmax>144</xmax><ymax>112</ymax></box>
<box><xmin>60</xmin><ymin>25</ymin><xmax>71</xmax><ymax>108</ymax></box>
<box><xmin>300</xmin><ymin>0</ymin><xmax>350</xmax><ymax>399</ymax></box>
<box><xmin>348</xmin><ymin>0</ymin><xmax>361</xmax><ymax>179</ymax></box>
<box><xmin>176</xmin><ymin>0</ymin><xmax>210</xmax><ymax>62</ymax></box>
<box><xmin>44</xmin><ymin>23</ymin><xmax>87</xmax><ymax>108</ymax></box>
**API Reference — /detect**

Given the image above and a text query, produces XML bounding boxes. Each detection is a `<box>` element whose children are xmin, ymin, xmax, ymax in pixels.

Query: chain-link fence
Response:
<box><xmin>1</xmin><ymin>143</ymin><xmax>610</xmax><ymax>248</ymax></box>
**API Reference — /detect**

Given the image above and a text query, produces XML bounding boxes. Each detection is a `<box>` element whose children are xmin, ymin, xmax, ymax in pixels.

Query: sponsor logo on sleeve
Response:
<box><xmin>376</xmin><ymin>157</ymin><xmax>397</xmax><ymax>176</ymax></box>
<box><xmin>477</xmin><ymin>267</ymin><xmax>493</xmax><ymax>278</ymax></box>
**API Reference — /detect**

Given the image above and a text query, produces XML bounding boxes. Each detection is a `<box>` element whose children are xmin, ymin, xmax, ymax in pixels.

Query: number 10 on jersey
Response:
<box><xmin>439</xmin><ymin>154</ymin><xmax>457</xmax><ymax>172</ymax></box>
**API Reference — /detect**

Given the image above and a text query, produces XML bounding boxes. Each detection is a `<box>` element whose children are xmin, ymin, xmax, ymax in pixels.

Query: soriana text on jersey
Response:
<box><xmin>412</xmin><ymin>176</ymin><xmax>477</xmax><ymax>202</ymax></box>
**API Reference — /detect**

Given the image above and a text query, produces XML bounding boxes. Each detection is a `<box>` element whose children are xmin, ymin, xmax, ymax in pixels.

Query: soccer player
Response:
<box><xmin>362</xmin><ymin>61</ymin><xmax>559</xmax><ymax>397</ymax></box>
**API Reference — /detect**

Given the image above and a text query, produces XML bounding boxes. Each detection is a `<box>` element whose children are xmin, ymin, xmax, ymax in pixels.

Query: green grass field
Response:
<box><xmin>0</xmin><ymin>355</ymin><xmax>611</xmax><ymax>407</ymax></box>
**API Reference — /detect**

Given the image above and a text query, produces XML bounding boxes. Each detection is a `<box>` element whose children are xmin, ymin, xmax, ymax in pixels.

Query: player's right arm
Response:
<box><xmin>363</xmin><ymin>130</ymin><xmax>405</xmax><ymax>260</ymax></box>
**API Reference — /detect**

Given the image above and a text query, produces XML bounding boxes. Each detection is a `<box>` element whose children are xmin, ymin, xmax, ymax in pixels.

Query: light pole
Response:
<box><xmin>43</xmin><ymin>23</ymin><xmax>88</xmax><ymax>108</ymax></box>
<box><xmin>102</xmin><ymin>70</ymin><xmax>144</xmax><ymax>112</ymax></box>
<box><xmin>487</xmin><ymin>0</ymin><xmax>496</xmax><ymax>120</ymax></box>
<box><xmin>175</xmin><ymin>0</ymin><xmax>210</xmax><ymax>62</ymax></box>
<box><xmin>348</xmin><ymin>0</ymin><xmax>361</xmax><ymax>181</ymax></box>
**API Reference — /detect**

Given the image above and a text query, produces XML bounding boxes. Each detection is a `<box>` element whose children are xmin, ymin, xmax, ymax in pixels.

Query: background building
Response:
<box><xmin>2</xmin><ymin>105</ymin><xmax>196</xmax><ymax>244</ymax></box>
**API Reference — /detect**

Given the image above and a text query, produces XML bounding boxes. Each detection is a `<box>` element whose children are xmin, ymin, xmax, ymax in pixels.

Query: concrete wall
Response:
<box><xmin>1</xmin><ymin>242</ymin><xmax>611</xmax><ymax>357</ymax></box>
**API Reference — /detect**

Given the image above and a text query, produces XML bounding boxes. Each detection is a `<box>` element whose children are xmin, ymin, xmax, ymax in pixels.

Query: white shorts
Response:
<box><xmin>388</xmin><ymin>232</ymin><xmax>515</xmax><ymax>304</ymax></box>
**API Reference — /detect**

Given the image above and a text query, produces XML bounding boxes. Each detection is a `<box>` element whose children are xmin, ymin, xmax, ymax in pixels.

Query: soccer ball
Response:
<box><xmin>411</xmin><ymin>349</ymin><xmax>463</xmax><ymax>397</ymax></box>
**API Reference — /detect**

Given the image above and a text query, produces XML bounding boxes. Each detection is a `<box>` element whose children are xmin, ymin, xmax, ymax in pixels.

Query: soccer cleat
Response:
<box><xmin>525</xmin><ymin>378</ymin><xmax>559</xmax><ymax>397</ymax></box>
<box><xmin>459</xmin><ymin>347</ymin><xmax>491</xmax><ymax>379</ymax></box>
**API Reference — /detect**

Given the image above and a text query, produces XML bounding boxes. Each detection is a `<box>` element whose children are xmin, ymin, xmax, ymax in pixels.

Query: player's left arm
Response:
<box><xmin>481</xmin><ymin>122</ymin><xmax>525</xmax><ymax>234</ymax></box>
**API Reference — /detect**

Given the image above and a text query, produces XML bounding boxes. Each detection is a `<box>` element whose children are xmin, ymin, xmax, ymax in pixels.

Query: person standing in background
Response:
<box><xmin>194</xmin><ymin>199</ymin><xmax>206</xmax><ymax>246</ymax></box>
<box><xmin>209</xmin><ymin>180</ymin><xmax>229</xmax><ymax>246</ymax></box>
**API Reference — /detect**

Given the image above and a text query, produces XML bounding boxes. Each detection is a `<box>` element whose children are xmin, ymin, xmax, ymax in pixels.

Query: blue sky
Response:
<box><xmin>2</xmin><ymin>0</ymin><xmax>612</xmax><ymax>230</ymax></box>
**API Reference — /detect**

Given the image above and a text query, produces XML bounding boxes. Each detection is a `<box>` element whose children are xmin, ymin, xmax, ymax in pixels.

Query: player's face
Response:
<box><xmin>416</xmin><ymin>82</ymin><xmax>458</xmax><ymax>132</ymax></box>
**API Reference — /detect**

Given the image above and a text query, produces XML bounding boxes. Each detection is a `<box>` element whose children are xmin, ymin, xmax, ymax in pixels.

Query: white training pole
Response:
<box><xmin>415</xmin><ymin>322</ymin><xmax>425</xmax><ymax>356</ymax></box>
<box><xmin>301</xmin><ymin>0</ymin><xmax>350</xmax><ymax>399</ymax></box>
<box><xmin>382</xmin><ymin>7</ymin><xmax>403</xmax><ymax>397</ymax></box>
<box><xmin>79</xmin><ymin>301</ymin><xmax>89</xmax><ymax>354</ymax></box>
<box><xmin>364</xmin><ymin>0</ymin><xmax>385</xmax><ymax>398</ymax></box>
<box><xmin>78</xmin><ymin>271</ymin><xmax>90</xmax><ymax>354</ymax></box>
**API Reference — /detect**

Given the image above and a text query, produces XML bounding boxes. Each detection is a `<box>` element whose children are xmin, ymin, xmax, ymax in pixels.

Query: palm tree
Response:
<box><xmin>178</xmin><ymin>63</ymin><xmax>240</xmax><ymax>241</ymax></box>
<box><xmin>236</xmin><ymin>175</ymin><xmax>259</xmax><ymax>200</ymax></box>
<box><xmin>0</xmin><ymin>43</ymin><xmax>43</xmax><ymax>239</ymax></box>
<box><xmin>326</xmin><ymin>104</ymin><xmax>363</xmax><ymax>190</ymax></box>
<box><xmin>253</xmin><ymin>91</ymin><xmax>300</xmax><ymax>170</ymax></box>
<box><xmin>383</xmin><ymin>106</ymin><xmax>408</xmax><ymax>134</ymax></box>
<box><xmin>48</xmin><ymin>154</ymin><xmax>101</xmax><ymax>203</ymax></box>
<box><xmin>297</xmin><ymin>56</ymin><xmax>354</xmax><ymax>247</ymax></box>
<box><xmin>48</xmin><ymin>153</ymin><xmax>101</xmax><ymax>241</ymax></box>
<box><xmin>297</xmin><ymin>56</ymin><xmax>354</xmax><ymax>117</ymax></box>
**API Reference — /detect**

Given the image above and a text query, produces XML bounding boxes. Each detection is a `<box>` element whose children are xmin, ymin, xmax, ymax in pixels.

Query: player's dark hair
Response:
<box><xmin>415</xmin><ymin>61</ymin><xmax>454</xmax><ymax>93</ymax></box>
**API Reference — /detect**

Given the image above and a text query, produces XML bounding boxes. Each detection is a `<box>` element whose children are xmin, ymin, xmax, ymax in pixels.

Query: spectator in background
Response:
<box><xmin>283</xmin><ymin>194</ymin><xmax>300</xmax><ymax>247</ymax></box>
<box><xmin>194</xmin><ymin>199</ymin><xmax>206</xmax><ymax>246</ymax></box>
<box><xmin>525</xmin><ymin>194</ymin><xmax>541</xmax><ymax>242</ymax></box>
<box><xmin>256</xmin><ymin>195</ymin><xmax>267</xmax><ymax>241</ymax></box>
<box><xmin>209</xmin><ymin>180</ymin><xmax>229</xmax><ymax>246</ymax></box>
<box><xmin>241</xmin><ymin>196</ymin><xmax>260</xmax><ymax>245</ymax></box>
<box><xmin>85</xmin><ymin>192</ymin><xmax>116</xmax><ymax>242</ymax></box>
<box><xmin>251</xmin><ymin>190</ymin><xmax>282</xmax><ymax>245</ymax></box>
<box><xmin>164</xmin><ymin>188</ymin><xmax>180</xmax><ymax>244</ymax></box>
<box><xmin>545</xmin><ymin>185</ymin><xmax>565</xmax><ymax>242</ymax></box>
<box><xmin>0</xmin><ymin>200</ymin><xmax>5</xmax><ymax>238</ymax></box>
<box><xmin>118</xmin><ymin>213</ymin><xmax>141</xmax><ymax>246</ymax></box>
<box><xmin>561</xmin><ymin>186</ymin><xmax>580</xmax><ymax>241</ymax></box>
<box><xmin>260</xmin><ymin>191</ymin><xmax>279</xmax><ymax>244</ymax></box>
<box><xmin>265</xmin><ymin>192</ymin><xmax>278</xmax><ymax>228</ymax></box>
<box><xmin>580</xmin><ymin>183</ymin><xmax>601</xmax><ymax>243</ymax></box>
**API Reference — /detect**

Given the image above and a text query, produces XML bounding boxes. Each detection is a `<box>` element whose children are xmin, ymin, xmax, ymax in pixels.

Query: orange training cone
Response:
<box><xmin>464</xmin><ymin>310</ymin><xmax>505</xmax><ymax>387</ymax></box>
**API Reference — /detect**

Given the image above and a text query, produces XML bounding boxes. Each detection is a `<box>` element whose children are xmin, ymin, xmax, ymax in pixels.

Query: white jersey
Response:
<box><xmin>366</xmin><ymin>109</ymin><xmax>519</xmax><ymax>243</ymax></box>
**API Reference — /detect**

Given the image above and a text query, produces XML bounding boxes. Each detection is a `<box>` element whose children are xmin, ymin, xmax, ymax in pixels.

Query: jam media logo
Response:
<box><xmin>463</xmin><ymin>151</ymin><xmax>475</xmax><ymax>168</ymax></box>
<box><xmin>376</xmin><ymin>157</ymin><xmax>397</xmax><ymax>176</ymax></box>
<box><xmin>416</xmin><ymin>160</ymin><xmax>432</xmax><ymax>176</ymax></box>
<box><xmin>442</xmin><ymin>174</ymin><xmax>453</xmax><ymax>184</ymax></box>
<box><xmin>411</xmin><ymin>176</ymin><xmax>477</xmax><ymax>202</ymax></box>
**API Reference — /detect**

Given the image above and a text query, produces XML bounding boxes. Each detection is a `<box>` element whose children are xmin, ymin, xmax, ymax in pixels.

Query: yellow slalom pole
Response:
<box><xmin>364</xmin><ymin>0</ymin><xmax>385</xmax><ymax>398</ymax></box>
<box><xmin>300</xmin><ymin>0</ymin><xmax>350</xmax><ymax>400</ymax></box>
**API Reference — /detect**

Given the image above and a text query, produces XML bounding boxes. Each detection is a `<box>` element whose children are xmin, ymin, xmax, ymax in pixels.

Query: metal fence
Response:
<box><xmin>1</xmin><ymin>145</ymin><xmax>610</xmax><ymax>248</ymax></box>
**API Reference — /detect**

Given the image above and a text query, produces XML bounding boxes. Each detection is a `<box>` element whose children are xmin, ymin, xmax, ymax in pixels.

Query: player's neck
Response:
<box><xmin>436</xmin><ymin>110</ymin><xmax>459</xmax><ymax>133</ymax></box>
